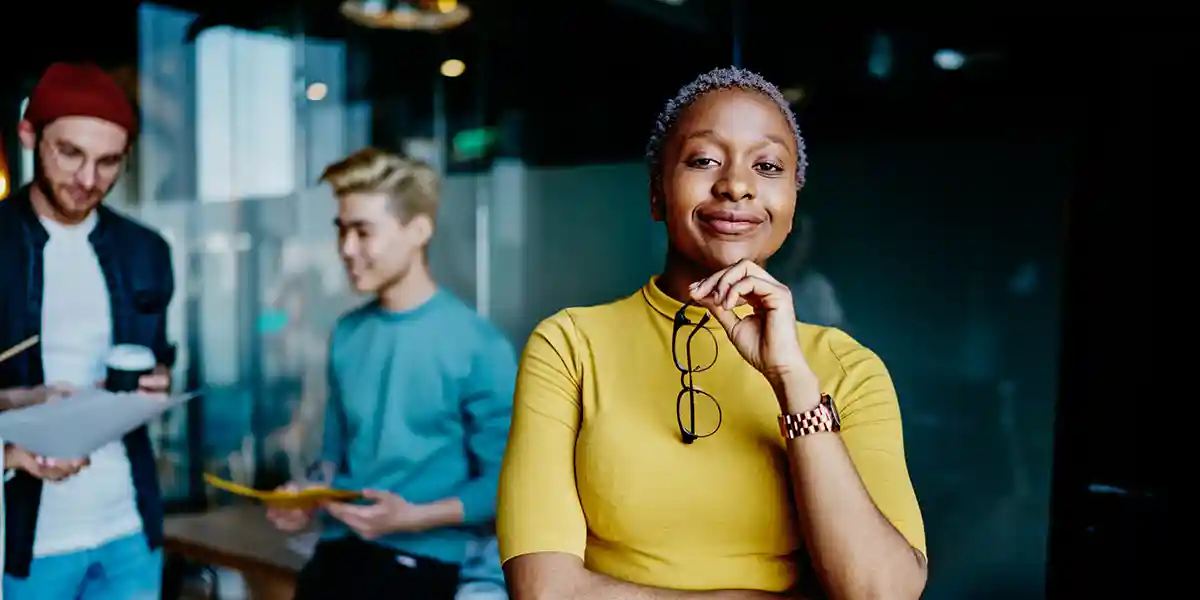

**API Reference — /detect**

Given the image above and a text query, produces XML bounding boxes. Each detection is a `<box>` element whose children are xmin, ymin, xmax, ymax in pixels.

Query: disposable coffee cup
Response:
<box><xmin>105</xmin><ymin>344</ymin><xmax>157</xmax><ymax>393</ymax></box>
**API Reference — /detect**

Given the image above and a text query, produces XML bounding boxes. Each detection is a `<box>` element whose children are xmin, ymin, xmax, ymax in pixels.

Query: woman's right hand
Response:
<box><xmin>265</xmin><ymin>483</ymin><xmax>318</xmax><ymax>532</ymax></box>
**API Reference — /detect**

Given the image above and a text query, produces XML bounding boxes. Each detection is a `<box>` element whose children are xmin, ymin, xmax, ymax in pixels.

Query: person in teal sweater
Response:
<box><xmin>267</xmin><ymin>148</ymin><xmax>515</xmax><ymax>600</ymax></box>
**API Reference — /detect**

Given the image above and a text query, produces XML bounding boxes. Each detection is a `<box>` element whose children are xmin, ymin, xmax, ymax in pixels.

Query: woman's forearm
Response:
<box><xmin>773</xmin><ymin>376</ymin><xmax>927</xmax><ymax>600</ymax></box>
<box><xmin>575</xmin><ymin>576</ymin><xmax>789</xmax><ymax>600</ymax></box>
<box><xmin>506</xmin><ymin>553</ymin><xmax>796</xmax><ymax>600</ymax></box>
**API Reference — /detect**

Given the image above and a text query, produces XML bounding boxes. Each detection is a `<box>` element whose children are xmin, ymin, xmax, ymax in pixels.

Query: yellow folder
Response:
<box><xmin>203</xmin><ymin>473</ymin><xmax>362</xmax><ymax>509</ymax></box>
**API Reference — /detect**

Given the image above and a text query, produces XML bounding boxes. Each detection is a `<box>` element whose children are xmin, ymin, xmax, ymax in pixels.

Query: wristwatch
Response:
<box><xmin>778</xmin><ymin>394</ymin><xmax>841</xmax><ymax>439</ymax></box>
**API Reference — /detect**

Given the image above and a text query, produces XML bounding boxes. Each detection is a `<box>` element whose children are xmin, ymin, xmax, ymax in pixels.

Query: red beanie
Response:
<box><xmin>23</xmin><ymin>62</ymin><xmax>138</xmax><ymax>137</ymax></box>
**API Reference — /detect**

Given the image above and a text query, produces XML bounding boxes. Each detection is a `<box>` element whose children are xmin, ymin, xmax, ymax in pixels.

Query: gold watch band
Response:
<box><xmin>778</xmin><ymin>394</ymin><xmax>841</xmax><ymax>439</ymax></box>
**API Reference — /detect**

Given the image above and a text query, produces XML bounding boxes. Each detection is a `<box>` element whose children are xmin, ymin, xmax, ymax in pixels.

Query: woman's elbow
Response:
<box><xmin>859</xmin><ymin>552</ymin><xmax>927</xmax><ymax>600</ymax></box>
<box><xmin>504</xmin><ymin>552</ymin><xmax>592</xmax><ymax>600</ymax></box>
<box><xmin>826</xmin><ymin>550</ymin><xmax>926</xmax><ymax>600</ymax></box>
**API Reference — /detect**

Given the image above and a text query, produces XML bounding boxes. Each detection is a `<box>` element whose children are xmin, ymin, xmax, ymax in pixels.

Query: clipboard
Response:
<box><xmin>203</xmin><ymin>473</ymin><xmax>363</xmax><ymax>509</ymax></box>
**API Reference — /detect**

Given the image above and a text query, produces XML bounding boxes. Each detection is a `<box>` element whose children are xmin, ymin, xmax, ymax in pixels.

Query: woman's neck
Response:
<box><xmin>657</xmin><ymin>249</ymin><xmax>709</xmax><ymax>304</ymax></box>
<box><xmin>658</xmin><ymin>249</ymin><xmax>774</xmax><ymax>303</ymax></box>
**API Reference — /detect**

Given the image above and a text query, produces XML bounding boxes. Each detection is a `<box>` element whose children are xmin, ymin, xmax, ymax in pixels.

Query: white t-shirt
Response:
<box><xmin>32</xmin><ymin>212</ymin><xmax>141</xmax><ymax>557</ymax></box>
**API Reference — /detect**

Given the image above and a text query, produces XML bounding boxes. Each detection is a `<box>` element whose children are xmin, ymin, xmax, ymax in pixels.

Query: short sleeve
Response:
<box><xmin>496</xmin><ymin>311</ymin><xmax>588</xmax><ymax>563</ymax></box>
<box><xmin>828</xmin><ymin>330</ymin><xmax>927</xmax><ymax>557</ymax></box>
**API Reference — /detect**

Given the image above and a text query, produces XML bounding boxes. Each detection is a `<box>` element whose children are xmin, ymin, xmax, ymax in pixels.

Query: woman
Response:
<box><xmin>497</xmin><ymin>67</ymin><xmax>927</xmax><ymax>599</ymax></box>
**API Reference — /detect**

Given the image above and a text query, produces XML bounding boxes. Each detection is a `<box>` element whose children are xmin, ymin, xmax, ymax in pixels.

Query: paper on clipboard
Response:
<box><xmin>0</xmin><ymin>388</ymin><xmax>199</xmax><ymax>458</ymax></box>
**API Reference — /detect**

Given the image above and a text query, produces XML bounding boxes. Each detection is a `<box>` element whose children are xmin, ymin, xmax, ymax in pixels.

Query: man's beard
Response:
<box><xmin>32</xmin><ymin>156</ymin><xmax>112</xmax><ymax>222</ymax></box>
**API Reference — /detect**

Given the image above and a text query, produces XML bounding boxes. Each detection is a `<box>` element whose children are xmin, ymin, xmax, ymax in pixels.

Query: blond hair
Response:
<box><xmin>319</xmin><ymin>147</ymin><xmax>440</xmax><ymax>223</ymax></box>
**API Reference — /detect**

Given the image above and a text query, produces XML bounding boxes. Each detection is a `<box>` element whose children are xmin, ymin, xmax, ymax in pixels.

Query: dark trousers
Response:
<box><xmin>294</xmin><ymin>537</ymin><xmax>460</xmax><ymax>600</ymax></box>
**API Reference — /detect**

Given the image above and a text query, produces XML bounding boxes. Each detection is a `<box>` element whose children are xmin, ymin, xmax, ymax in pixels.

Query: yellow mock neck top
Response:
<box><xmin>498</xmin><ymin>279</ymin><xmax>925</xmax><ymax>592</ymax></box>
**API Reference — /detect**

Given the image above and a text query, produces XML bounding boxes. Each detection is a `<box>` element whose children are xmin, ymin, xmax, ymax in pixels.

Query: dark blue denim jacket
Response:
<box><xmin>0</xmin><ymin>185</ymin><xmax>175</xmax><ymax>578</ymax></box>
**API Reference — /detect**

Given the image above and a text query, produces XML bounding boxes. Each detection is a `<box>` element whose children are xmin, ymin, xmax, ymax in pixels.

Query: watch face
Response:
<box><xmin>827</xmin><ymin>395</ymin><xmax>842</xmax><ymax>429</ymax></box>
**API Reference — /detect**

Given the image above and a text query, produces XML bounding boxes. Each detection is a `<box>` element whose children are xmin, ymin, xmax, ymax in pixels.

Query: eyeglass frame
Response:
<box><xmin>40</xmin><ymin>138</ymin><xmax>127</xmax><ymax>182</ymax></box>
<box><xmin>672</xmin><ymin>301</ymin><xmax>724</xmax><ymax>444</ymax></box>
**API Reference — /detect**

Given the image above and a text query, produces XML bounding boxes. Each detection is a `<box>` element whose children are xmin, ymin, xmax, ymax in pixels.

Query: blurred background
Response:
<box><xmin>0</xmin><ymin>2</ymin><xmax>1161</xmax><ymax>599</ymax></box>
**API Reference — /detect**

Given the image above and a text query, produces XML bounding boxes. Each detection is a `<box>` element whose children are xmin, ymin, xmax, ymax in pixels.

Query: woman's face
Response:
<box><xmin>654</xmin><ymin>88</ymin><xmax>798</xmax><ymax>272</ymax></box>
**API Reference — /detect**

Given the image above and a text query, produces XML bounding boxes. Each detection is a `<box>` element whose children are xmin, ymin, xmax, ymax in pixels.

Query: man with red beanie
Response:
<box><xmin>0</xmin><ymin>62</ymin><xmax>175</xmax><ymax>600</ymax></box>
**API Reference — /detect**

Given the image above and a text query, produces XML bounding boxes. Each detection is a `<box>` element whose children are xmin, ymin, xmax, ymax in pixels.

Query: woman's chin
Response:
<box><xmin>698</xmin><ymin>248</ymin><xmax>764</xmax><ymax>271</ymax></box>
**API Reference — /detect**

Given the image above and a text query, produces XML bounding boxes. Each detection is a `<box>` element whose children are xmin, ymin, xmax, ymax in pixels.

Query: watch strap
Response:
<box><xmin>778</xmin><ymin>394</ymin><xmax>841</xmax><ymax>439</ymax></box>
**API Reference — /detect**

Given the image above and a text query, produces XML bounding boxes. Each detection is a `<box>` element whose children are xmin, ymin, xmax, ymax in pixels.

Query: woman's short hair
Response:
<box><xmin>645</xmin><ymin>66</ymin><xmax>808</xmax><ymax>189</ymax></box>
<box><xmin>319</xmin><ymin>147</ymin><xmax>440</xmax><ymax>224</ymax></box>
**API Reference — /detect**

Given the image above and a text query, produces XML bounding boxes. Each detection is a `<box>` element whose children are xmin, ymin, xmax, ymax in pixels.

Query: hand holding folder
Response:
<box><xmin>204</xmin><ymin>473</ymin><xmax>363</xmax><ymax>510</ymax></box>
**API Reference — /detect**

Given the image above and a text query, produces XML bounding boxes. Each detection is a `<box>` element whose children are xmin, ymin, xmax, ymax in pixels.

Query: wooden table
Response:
<box><xmin>164</xmin><ymin>505</ymin><xmax>309</xmax><ymax>600</ymax></box>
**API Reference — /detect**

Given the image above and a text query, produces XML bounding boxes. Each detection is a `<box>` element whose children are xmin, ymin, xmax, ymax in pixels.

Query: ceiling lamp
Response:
<box><xmin>340</xmin><ymin>0</ymin><xmax>471</xmax><ymax>31</ymax></box>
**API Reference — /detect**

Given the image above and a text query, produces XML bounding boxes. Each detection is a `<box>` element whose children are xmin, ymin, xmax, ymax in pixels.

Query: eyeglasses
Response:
<box><xmin>42</xmin><ymin>141</ymin><xmax>125</xmax><ymax>181</ymax></box>
<box><xmin>672</xmin><ymin>301</ymin><xmax>723</xmax><ymax>444</ymax></box>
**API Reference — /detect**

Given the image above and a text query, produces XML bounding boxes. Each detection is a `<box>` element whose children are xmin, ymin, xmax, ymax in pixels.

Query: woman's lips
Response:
<box><xmin>698</xmin><ymin>208</ymin><xmax>765</xmax><ymax>235</ymax></box>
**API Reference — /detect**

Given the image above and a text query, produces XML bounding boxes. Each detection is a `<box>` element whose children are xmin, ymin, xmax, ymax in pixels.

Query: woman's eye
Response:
<box><xmin>755</xmin><ymin>162</ymin><xmax>784</xmax><ymax>173</ymax></box>
<box><xmin>687</xmin><ymin>157</ymin><xmax>718</xmax><ymax>168</ymax></box>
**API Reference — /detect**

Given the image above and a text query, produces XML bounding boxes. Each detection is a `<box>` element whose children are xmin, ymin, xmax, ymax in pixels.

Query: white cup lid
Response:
<box><xmin>107</xmin><ymin>344</ymin><xmax>157</xmax><ymax>371</ymax></box>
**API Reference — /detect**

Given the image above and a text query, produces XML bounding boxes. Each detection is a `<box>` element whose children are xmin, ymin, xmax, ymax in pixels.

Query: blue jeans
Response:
<box><xmin>456</xmin><ymin>581</ymin><xmax>508</xmax><ymax>600</ymax></box>
<box><xmin>3</xmin><ymin>532</ymin><xmax>162</xmax><ymax>600</ymax></box>
<box><xmin>457</xmin><ymin>537</ymin><xmax>507</xmax><ymax>600</ymax></box>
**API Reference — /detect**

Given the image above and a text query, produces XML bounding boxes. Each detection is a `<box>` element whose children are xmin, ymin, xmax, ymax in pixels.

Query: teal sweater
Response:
<box><xmin>321</xmin><ymin>291</ymin><xmax>516</xmax><ymax>564</ymax></box>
